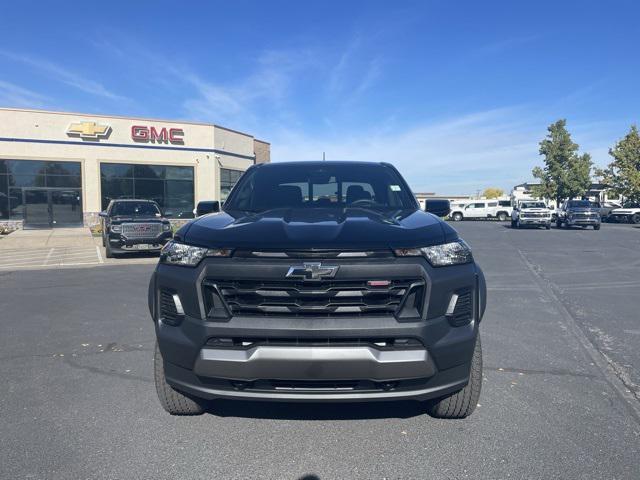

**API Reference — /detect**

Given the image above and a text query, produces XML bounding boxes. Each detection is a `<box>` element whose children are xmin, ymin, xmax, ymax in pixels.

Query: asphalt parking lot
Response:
<box><xmin>1</xmin><ymin>221</ymin><xmax>639</xmax><ymax>479</ymax></box>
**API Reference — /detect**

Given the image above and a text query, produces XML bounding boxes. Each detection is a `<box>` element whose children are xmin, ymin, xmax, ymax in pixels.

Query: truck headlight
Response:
<box><xmin>394</xmin><ymin>240</ymin><xmax>473</xmax><ymax>267</ymax></box>
<box><xmin>111</xmin><ymin>224</ymin><xmax>122</xmax><ymax>233</ymax></box>
<box><xmin>160</xmin><ymin>241</ymin><xmax>231</xmax><ymax>267</ymax></box>
<box><xmin>162</xmin><ymin>223</ymin><xmax>171</xmax><ymax>232</ymax></box>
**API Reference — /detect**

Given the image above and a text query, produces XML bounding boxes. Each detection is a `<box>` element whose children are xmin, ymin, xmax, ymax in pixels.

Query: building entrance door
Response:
<box><xmin>23</xmin><ymin>188</ymin><xmax>83</xmax><ymax>228</ymax></box>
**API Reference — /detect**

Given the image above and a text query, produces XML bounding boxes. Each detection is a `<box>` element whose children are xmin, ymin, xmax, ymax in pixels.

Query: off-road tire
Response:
<box><xmin>452</xmin><ymin>212</ymin><xmax>463</xmax><ymax>222</ymax></box>
<box><xmin>594</xmin><ymin>224</ymin><xmax>601</xmax><ymax>230</ymax></box>
<box><xmin>427</xmin><ymin>334</ymin><xmax>482</xmax><ymax>419</ymax></box>
<box><xmin>631</xmin><ymin>213</ymin><xmax>640</xmax><ymax>225</ymax></box>
<box><xmin>154</xmin><ymin>342</ymin><xmax>205</xmax><ymax>415</ymax></box>
<box><xmin>497</xmin><ymin>212</ymin><xmax>507</xmax><ymax>222</ymax></box>
<box><xmin>105</xmin><ymin>242</ymin><xmax>114</xmax><ymax>258</ymax></box>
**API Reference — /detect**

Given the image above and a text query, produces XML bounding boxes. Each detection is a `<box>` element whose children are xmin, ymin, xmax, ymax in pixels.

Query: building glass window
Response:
<box><xmin>99</xmin><ymin>162</ymin><xmax>194</xmax><ymax>218</ymax></box>
<box><xmin>220</xmin><ymin>168</ymin><xmax>244</xmax><ymax>201</ymax></box>
<box><xmin>0</xmin><ymin>159</ymin><xmax>82</xmax><ymax>220</ymax></box>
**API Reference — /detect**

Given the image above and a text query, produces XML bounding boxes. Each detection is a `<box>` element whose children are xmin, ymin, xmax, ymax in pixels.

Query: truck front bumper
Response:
<box><xmin>519</xmin><ymin>218</ymin><xmax>551</xmax><ymax>225</ymax></box>
<box><xmin>149</xmin><ymin>258</ymin><xmax>486</xmax><ymax>402</ymax></box>
<box><xmin>108</xmin><ymin>232</ymin><xmax>172</xmax><ymax>253</ymax></box>
<box><xmin>565</xmin><ymin>218</ymin><xmax>600</xmax><ymax>226</ymax></box>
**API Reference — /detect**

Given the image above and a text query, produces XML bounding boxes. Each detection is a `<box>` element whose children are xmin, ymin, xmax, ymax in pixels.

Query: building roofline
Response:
<box><xmin>0</xmin><ymin>106</ymin><xmax>258</xmax><ymax>139</ymax></box>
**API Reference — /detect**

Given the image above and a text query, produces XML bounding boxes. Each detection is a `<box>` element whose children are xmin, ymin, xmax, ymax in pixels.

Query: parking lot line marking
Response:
<box><xmin>44</xmin><ymin>248</ymin><xmax>54</xmax><ymax>266</ymax></box>
<box><xmin>51</xmin><ymin>251</ymin><xmax>100</xmax><ymax>258</ymax></box>
<box><xmin>0</xmin><ymin>261</ymin><xmax>100</xmax><ymax>270</ymax></box>
<box><xmin>0</xmin><ymin>251</ymin><xmax>53</xmax><ymax>260</ymax></box>
<box><xmin>517</xmin><ymin>248</ymin><xmax>640</xmax><ymax>422</ymax></box>
<box><xmin>96</xmin><ymin>245</ymin><xmax>104</xmax><ymax>264</ymax></box>
<box><xmin>58</xmin><ymin>261</ymin><xmax>100</xmax><ymax>267</ymax></box>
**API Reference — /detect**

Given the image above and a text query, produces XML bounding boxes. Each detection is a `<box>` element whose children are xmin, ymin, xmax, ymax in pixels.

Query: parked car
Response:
<box><xmin>511</xmin><ymin>201</ymin><xmax>552</xmax><ymax>229</ymax></box>
<box><xmin>597</xmin><ymin>201</ymin><xmax>622</xmax><ymax>222</ymax></box>
<box><xmin>150</xmin><ymin>161</ymin><xmax>487</xmax><ymax>418</ymax></box>
<box><xmin>99</xmin><ymin>199</ymin><xmax>173</xmax><ymax>258</ymax></box>
<box><xmin>449</xmin><ymin>200</ymin><xmax>512</xmax><ymax>221</ymax></box>
<box><xmin>608</xmin><ymin>202</ymin><xmax>640</xmax><ymax>224</ymax></box>
<box><xmin>556</xmin><ymin>200</ymin><xmax>601</xmax><ymax>230</ymax></box>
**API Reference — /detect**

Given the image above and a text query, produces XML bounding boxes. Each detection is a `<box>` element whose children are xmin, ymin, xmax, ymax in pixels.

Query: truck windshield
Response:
<box><xmin>111</xmin><ymin>202</ymin><xmax>161</xmax><ymax>216</ymax></box>
<box><xmin>224</xmin><ymin>163</ymin><xmax>417</xmax><ymax>212</ymax></box>
<box><xmin>521</xmin><ymin>202</ymin><xmax>546</xmax><ymax>208</ymax></box>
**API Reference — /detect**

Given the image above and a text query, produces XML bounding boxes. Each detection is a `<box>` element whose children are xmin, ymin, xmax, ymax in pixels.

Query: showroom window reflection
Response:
<box><xmin>220</xmin><ymin>168</ymin><xmax>244</xmax><ymax>202</ymax></box>
<box><xmin>0</xmin><ymin>159</ymin><xmax>82</xmax><ymax>220</ymax></box>
<box><xmin>100</xmin><ymin>163</ymin><xmax>194</xmax><ymax>218</ymax></box>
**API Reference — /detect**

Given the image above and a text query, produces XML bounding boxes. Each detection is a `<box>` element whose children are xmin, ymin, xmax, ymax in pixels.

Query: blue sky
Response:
<box><xmin>1</xmin><ymin>0</ymin><xmax>639</xmax><ymax>194</ymax></box>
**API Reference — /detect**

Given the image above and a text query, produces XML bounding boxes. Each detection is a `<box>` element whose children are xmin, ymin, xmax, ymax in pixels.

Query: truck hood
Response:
<box><xmin>180</xmin><ymin>208</ymin><xmax>458</xmax><ymax>250</ymax></box>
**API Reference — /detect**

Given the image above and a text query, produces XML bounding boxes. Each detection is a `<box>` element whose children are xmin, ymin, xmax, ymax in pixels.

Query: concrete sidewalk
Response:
<box><xmin>0</xmin><ymin>227</ymin><xmax>95</xmax><ymax>250</ymax></box>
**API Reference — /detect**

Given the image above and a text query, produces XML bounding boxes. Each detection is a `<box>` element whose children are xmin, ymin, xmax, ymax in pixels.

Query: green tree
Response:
<box><xmin>532</xmin><ymin>119</ymin><xmax>592</xmax><ymax>205</ymax></box>
<box><xmin>596</xmin><ymin>125</ymin><xmax>640</xmax><ymax>202</ymax></box>
<box><xmin>482</xmin><ymin>187</ymin><xmax>504</xmax><ymax>199</ymax></box>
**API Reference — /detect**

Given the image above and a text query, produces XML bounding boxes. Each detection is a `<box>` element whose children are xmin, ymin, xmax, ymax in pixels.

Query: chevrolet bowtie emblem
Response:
<box><xmin>286</xmin><ymin>262</ymin><xmax>339</xmax><ymax>281</ymax></box>
<box><xmin>67</xmin><ymin>121</ymin><xmax>111</xmax><ymax>140</ymax></box>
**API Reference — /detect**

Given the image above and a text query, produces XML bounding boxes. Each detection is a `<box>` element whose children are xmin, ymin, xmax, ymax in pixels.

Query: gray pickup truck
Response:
<box><xmin>556</xmin><ymin>200</ymin><xmax>601</xmax><ymax>230</ymax></box>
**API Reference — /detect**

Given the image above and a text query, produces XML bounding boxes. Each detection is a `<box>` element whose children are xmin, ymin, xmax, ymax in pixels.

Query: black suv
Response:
<box><xmin>149</xmin><ymin>162</ymin><xmax>486</xmax><ymax>418</ymax></box>
<box><xmin>100</xmin><ymin>199</ymin><xmax>173</xmax><ymax>258</ymax></box>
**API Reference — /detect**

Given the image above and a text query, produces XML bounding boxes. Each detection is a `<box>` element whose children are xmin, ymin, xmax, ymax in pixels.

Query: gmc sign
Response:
<box><xmin>131</xmin><ymin>125</ymin><xmax>184</xmax><ymax>145</ymax></box>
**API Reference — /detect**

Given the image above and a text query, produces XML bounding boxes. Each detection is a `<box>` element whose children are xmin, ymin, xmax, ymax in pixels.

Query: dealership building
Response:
<box><xmin>0</xmin><ymin>107</ymin><xmax>269</xmax><ymax>228</ymax></box>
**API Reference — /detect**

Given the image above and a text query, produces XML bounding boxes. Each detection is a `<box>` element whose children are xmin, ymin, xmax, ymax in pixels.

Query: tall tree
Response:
<box><xmin>482</xmin><ymin>187</ymin><xmax>504</xmax><ymax>199</ymax></box>
<box><xmin>596</xmin><ymin>125</ymin><xmax>640</xmax><ymax>202</ymax></box>
<box><xmin>532</xmin><ymin>119</ymin><xmax>592</xmax><ymax>205</ymax></box>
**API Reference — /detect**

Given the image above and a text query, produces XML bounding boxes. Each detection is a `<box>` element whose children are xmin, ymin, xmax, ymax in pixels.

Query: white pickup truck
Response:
<box><xmin>449</xmin><ymin>199</ymin><xmax>512</xmax><ymax>222</ymax></box>
<box><xmin>511</xmin><ymin>200</ymin><xmax>552</xmax><ymax>229</ymax></box>
<box><xmin>608</xmin><ymin>202</ymin><xmax>640</xmax><ymax>224</ymax></box>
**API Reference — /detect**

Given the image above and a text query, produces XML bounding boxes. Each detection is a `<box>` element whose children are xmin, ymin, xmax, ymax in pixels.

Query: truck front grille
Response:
<box><xmin>121</xmin><ymin>222</ymin><xmax>162</xmax><ymax>239</ymax></box>
<box><xmin>203</xmin><ymin>279</ymin><xmax>424</xmax><ymax>318</ymax></box>
<box><xmin>522</xmin><ymin>213</ymin><xmax>547</xmax><ymax>218</ymax></box>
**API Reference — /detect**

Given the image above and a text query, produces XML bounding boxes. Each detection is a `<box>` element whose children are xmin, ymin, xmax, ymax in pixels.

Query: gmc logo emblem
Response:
<box><xmin>131</xmin><ymin>125</ymin><xmax>184</xmax><ymax>145</ymax></box>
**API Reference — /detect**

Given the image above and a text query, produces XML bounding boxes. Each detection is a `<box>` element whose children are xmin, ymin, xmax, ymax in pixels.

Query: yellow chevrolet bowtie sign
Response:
<box><xmin>67</xmin><ymin>121</ymin><xmax>111</xmax><ymax>140</ymax></box>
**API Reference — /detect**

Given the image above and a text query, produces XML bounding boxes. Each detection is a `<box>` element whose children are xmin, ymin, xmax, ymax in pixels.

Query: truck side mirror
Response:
<box><xmin>195</xmin><ymin>201</ymin><xmax>220</xmax><ymax>217</ymax></box>
<box><xmin>98</xmin><ymin>211</ymin><xmax>108</xmax><ymax>218</ymax></box>
<box><xmin>424</xmin><ymin>199</ymin><xmax>451</xmax><ymax>217</ymax></box>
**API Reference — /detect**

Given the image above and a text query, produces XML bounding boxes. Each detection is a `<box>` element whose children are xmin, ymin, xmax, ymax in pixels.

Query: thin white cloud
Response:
<box><xmin>269</xmin><ymin>107</ymin><xmax>616</xmax><ymax>195</ymax></box>
<box><xmin>326</xmin><ymin>33</ymin><xmax>383</xmax><ymax>105</ymax></box>
<box><xmin>180</xmin><ymin>48</ymin><xmax>316</xmax><ymax>127</ymax></box>
<box><xmin>0</xmin><ymin>80</ymin><xmax>48</xmax><ymax>108</ymax></box>
<box><xmin>0</xmin><ymin>50</ymin><xmax>127</xmax><ymax>101</ymax></box>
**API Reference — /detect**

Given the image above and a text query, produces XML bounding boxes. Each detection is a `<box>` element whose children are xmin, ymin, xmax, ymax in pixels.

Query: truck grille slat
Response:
<box><xmin>121</xmin><ymin>222</ymin><xmax>162</xmax><ymax>239</ymax></box>
<box><xmin>159</xmin><ymin>289</ymin><xmax>180</xmax><ymax>324</ymax></box>
<box><xmin>205</xmin><ymin>279</ymin><xmax>421</xmax><ymax>317</ymax></box>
